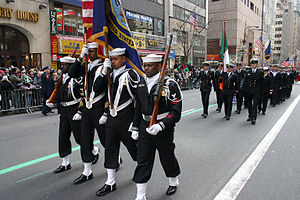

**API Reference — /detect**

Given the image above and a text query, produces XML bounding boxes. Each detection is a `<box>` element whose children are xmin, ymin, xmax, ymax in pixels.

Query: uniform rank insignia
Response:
<box><xmin>138</xmin><ymin>83</ymin><xmax>145</xmax><ymax>87</ymax></box>
<box><xmin>162</xmin><ymin>86</ymin><xmax>168</xmax><ymax>96</ymax></box>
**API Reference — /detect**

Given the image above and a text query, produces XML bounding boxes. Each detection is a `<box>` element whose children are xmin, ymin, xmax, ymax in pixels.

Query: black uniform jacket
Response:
<box><xmin>222</xmin><ymin>72</ymin><xmax>239</xmax><ymax>95</ymax></box>
<box><xmin>132</xmin><ymin>76</ymin><xmax>182</xmax><ymax>131</ymax></box>
<box><xmin>234</xmin><ymin>69</ymin><xmax>246</xmax><ymax>89</ymax></box>
<box><xmin>194</xmin><ymin>70</ymin><xmax>214</xmax><ymax>92</ymax></box>
<box><xmin>241</xmin><ymin>69</ymin><xmax>264</xmax><ymax>95</ymax></box>
<box><xmin>262</xmin><ymin>73</ymin><xmax>273</xmax><ymax>93</ymax></box>
<box><xmin>213</xmin><ymin>70</ymin><xmax>222</xmax><ymax>91</ymax></box>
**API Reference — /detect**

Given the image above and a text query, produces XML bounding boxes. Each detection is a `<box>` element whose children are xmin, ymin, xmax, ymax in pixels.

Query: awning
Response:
<box><xmin>137</xmin><ymin>49</ymin><xmax>165</xmax><ymax>55</ymax></box>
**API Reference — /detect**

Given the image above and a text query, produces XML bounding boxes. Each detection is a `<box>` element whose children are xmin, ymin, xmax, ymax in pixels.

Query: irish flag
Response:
<box><xmin>220</xmin><ymin>18</ymin><xmax>229</xmax><ymax>72</ymax></box>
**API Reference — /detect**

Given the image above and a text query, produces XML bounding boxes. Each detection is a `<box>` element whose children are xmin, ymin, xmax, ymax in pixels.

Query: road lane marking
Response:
<box><xmin>214</xmin><ymin>94</ymin><xmax>300</xmax><ymax>200</ymax></box>
<box><xmin>0</xmin><ymin>103</ymin><xmax>217</xmax><ymax>176</ymax></box>
<box><xmin>182</xmin><ymin>109</ymin><xmax>195</xmax><ymax>114</ymax></box>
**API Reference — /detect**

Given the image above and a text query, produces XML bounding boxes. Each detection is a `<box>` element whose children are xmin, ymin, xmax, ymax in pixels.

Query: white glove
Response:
<box><xmin>146</xmin><ymin>124</ymin><xmax>162</xmax><ymax>136</ymax></box>
<box><xmin>80</xmin><ymin>45</ymin><xmax>88</xmax><ymax>59</ymax></box>
<box><xmin>46</xmin><ymin>100</ymin><xmax>54</xmax><ymax>108</ymax></box>
<box><xmin>99</xmin><ymin>114</ymin><xmax>108</xmax><ymax>124</ymax></box>
<box><xmin>102</xmin><ymin>58</ymin><xmax>111</xmax><ymax>75</ymax></box>
<box><xmin>72</xmin><ymin>112</ymin><xmax>82</xmax><ymax>121</ymax></box>
<box><xmin>131</xmin><ymin>131</ymin><xmax>139</xmax><ymax>140</ymax></box>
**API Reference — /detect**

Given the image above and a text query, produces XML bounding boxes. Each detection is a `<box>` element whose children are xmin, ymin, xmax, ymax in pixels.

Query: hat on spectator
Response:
<box><xmin>0</xmin><ymin>70</ymin><xmax>4</xmax><ymax>74</ymax></box>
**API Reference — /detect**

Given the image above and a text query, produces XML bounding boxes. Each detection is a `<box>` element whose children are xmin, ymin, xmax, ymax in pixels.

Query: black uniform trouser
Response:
<box><xmin>216</xmin><ymin>90</ymin><xmax>223</xmax><ymax>110</ymax></box>
<box><xmin>258</xmin><ymin>92</ymin><xmax>269</xmax><ymax>113</ymax></box>
<box><xmin>104</xmin><ymin>119</ymin><xmax>137</xmax><ymax>169</ymax></box>
<box><xmin>287</xmin><ymin>85</ymin><xmax>292</xmax><ymax>97</ymax></box>
<box><xmin>42</xmin><ymin>93</ymin><xmax>50</xmax><ymax>113</ymax></box>
<box><xmin>236</xmin><ymin>90</ymin><xmax>243</xmax><ymax>111</ymax></box>
<box><xmin>58</xmin><ymin>106</ymin><xmax>81</xmax><ymax>158</ymax></box>
<box><xmin>133</xmin><ymin>120</ymin><xmax>180</xmax><ymax>183</ymax></box>
<box><xmin>80</xmin><ymin>106</ymin><xmax>105</xmax><ymax>163</ymax></box>
<box><xmin>223</xmin><ymin>94</ymin><xmax>234</xmax><ymax>117</ymax></box>
<box><xmin>271</xmin><ymin>87</ymin><xmax>280</xmax><ymax>105</ymax></box>
<box><xmin>246</xmin><ymin>93</ymin><xmax>260</xmax><ymax>120</ymax></box>
<box><xmin>201</xmin><ymin>90</ymin><xmax>210</xmax><ymax>115</ymax></box>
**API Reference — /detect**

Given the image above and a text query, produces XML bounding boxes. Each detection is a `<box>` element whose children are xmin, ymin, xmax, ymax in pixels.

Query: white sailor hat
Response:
<box><xmin>142</xmin><ymin>54</ymin><xmax>163</xmax><ymax>63</ymax></box>
<box><xmin>60</xmin><ymin>56</ymin><xmax>76</xmax><ymax>64</ymax></box>
<box><xmin>109</xmin><ymin>48</ymin><xmax>126</xmax><ymax>56</ymax></box>
<box><xmin>263</xmin><ymin>67</ymin><xmax>269</xmax><ymax>71</ymax></box>
<box><xmin>202</xmin><ymin>61</ymin><xmax>210</xmax><ymax>66</ymax></box>
<box><xmin>250</xmin><ymin>58</ymin><xmax>259</xmax><ymax>63</ymax></box>
<box><xmin>87</xmin><ymin>42</ymin><xmax>98</xmax><ymax>49</ymax></box>
<box><xmin>226</xmin><ymin>63</ymin><xmax>235</xmax><ymax>68</ymax></box>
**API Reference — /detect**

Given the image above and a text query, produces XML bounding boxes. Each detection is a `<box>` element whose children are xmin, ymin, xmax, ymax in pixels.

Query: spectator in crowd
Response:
<box><xmin>4</xmin><ymin>68</ymin><xmax>9</xmax><ymax>78</ymax></box>
<box><xmin>0</xmin><ymin>70</ymin><xmax>4</xmax><ymax>80</ymax></box>
<box><xmin>33</xmin><ymin>71</ymin><xmax>42</xmax><ymax>88</ymax></box>
<box><xmin>9</xmin><ymin>68</ymin><xmax>22</xmax><ymax>88</ymax></box>
<box><xmin>21</xmin><ymin>72</ymin><xmax>36</xmax><ymax>114</ymax></box>
<box><xmin>0</xmin><ymin>76</ymin><xmax>14</xmax><ymax>113</ymax></box>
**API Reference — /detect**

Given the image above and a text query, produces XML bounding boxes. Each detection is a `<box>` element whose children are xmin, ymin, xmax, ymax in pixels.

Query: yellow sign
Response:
<box><xmin>52</xmin><ymin>62</ymin><xmax>57</xmax><ymax>70</ymax></box>
<box><xmin>61</xmin><ymin>39</ymin><xmax>84</xmax><ymax>55</ymax></box>
<box><xmin>133</xmin><ymin>33</ymin><xmax>146</xmax><ymax>49</ymax></box>
<box><xmin>148</xmin><ymin>40</ymin><xmax>159</xmax><ymax>46</ymax></box>
<box><xmin>17</xmin><ymin>10</ymin><xmax>38</xmax><ymax>22</ymax></box>
<box><xmin>0</xmin><ymin>7</ymin><xmax>13</xmax><ymax>18</ymax></box>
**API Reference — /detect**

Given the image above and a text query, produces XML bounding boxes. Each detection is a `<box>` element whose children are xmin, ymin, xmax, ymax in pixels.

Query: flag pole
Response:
<box><xmin>84</xmin><ymin>27</ymin><xmax>90</xmax><ymax>101</ymax></box>
<box><xmin>103</xmin><ymin>26</ymin><xmax>114</xmax><ymax>110</ymax></box>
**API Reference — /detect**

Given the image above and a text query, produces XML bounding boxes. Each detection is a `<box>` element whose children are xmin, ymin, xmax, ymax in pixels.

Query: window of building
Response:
<box><xmin>247</xmin><ymin>0</ymin><xmax>249</xmax><ymax>7</ymax></box>
<box><xmin>250</xmin><ymin>2</ymin><xmax>254</xmax><ymax>11</ymax></box>
<box><xmin>275</xmin><ymin>27</ymin><xmax>282</xmax><ymax>31</ymax></box>
<box><xmin>275</xmin><ymin>41</ymin><xmax>281</xmax><ymax>44</ymax></box>
<box><xmin>275</xmin><ymin>34</ymin><xmax>282</xmax><ymax>38</ymax></box>
<box><xmin>126</xmin><ymin>11</ymin><xmax>154</xmax><ymax>35</ymax></box>
<box><xmin>157</xmin><ymin>19</ymin><xmax>164</xmax><ymax>36</ymax></box>
<box><xmin>276</xmin><ymin>14</ymin><xmax>283</xmax><ymax>18</ymax></box>
<box><xmin>173</xmin><ymin>5</ymin><xmax>185</xmax><ymax>21</ymax></box>
<box><xmin>275</xmin><ymin>47</ymin><xmax>281</xmax><ymax>50</ymax></box>
<box><xmin>276</xmin><ymin>21</ymin><xmax>282</xmax><ymax>25</ymax></box>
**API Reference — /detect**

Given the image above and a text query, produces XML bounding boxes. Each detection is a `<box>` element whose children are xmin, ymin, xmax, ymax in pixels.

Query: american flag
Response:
<box><xmin>82</xmin><ymin>0</ymin><xmax>94</xmax><ymax>28</ymax></box>
<box><xmin>189</xmin><ymin>12</ymin><xmax>199</xmax><ymax>30</ymax></box>
<box><xmin>281</xmin><ymin>57</ymin><xmax>290</xmax><ymax>67</ymax></box>
<box><xmin>256</xmin><ymin>36</ymin><xmax>263</xmax><ymax>49</ymax></box>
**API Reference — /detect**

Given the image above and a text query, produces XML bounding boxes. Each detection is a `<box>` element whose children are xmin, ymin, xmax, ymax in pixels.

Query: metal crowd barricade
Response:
<box><xmin>0</xmin><ymin>88</ymin><xmax>42</xmax><ymax>113</ymax></box>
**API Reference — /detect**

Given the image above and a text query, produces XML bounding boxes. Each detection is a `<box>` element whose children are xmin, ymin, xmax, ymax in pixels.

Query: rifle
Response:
<box><xmin>84</xmin><ymin>27</ymin><xmax>90</xmax><ymax>101</ymax></box>
<box><xmin>149</xmin><ymin>34</ymin><xmax>173</xmax><ymax>127</ymax></box>
<box><xmin>47</xmin><ymin>45</ymin><xmax>79</xmax><ymax>103</ymax></box>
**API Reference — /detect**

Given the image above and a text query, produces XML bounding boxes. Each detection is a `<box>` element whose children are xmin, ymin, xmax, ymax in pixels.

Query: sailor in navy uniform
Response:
<box><xmin>258</xmin><ymin>67</ymin><xmax>272</xmax><ymax>115</ymax></box>
<box><xmin>234</xmin><ymin>62</ymin><xmax>245</xmax><ymax>114</ymax></box>
<box><xmin>222</xmin><ymin>63</ymin><xmax>238</xmax><ymax>120</ymax></box>
<box><xmin>132</xmin><ymin>54</ymin><xmax>182</xmax><ymax>200</ymax></box>
<box><xmin>286</xmin><ymin>66</ymin><xmax>295</xmax><ymax>98</ymax></box>
<box><xmin>213</xmin><ymin>64</ymin><xmax>224</xmax><ymax>112</ymax></box>
<box><xmin>96</xmin><ymin>48</ymin><xmax>140</xmax><ymax>196</ymax></box>
<box><xmin>241</xmin><ymin>58</ymin><xmax>264</xmax><ymax>125</ymax></box>
<box><xmin>49</xmin><ymin>56</ymin><xmax>83</xmax><ymax>174</ymax></box>
<box><xmin>193</xmin><ymin>61</ymin><xmax>214</xmax><ymax>118</ymax></box>
<box><xmin>68</xmin><ymin>42</ymin><xmax>106</xmax><ymax>184</ymax></box>
<box><xmin>270</xmin><ymin>64</ymin><xmax>281</xmax><ymax>106</ymax></box>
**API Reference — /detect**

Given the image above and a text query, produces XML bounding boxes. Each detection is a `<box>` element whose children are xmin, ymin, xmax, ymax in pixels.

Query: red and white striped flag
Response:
<box><xmin>82</xmin><ymin>0</ymin><xmax>94</xmax><ymax>28</ymax></box>
<box><xmin>281</xmin><ymin>57</ymin><xmax>290</xmax><ymax>67</ymax></box>
<box><xmin>189</xmin><ymin>12</ymin><xmax>199</xmax><ymax>30</ymax></box>
<box><xmin>256</xmin><ymin>36</ymin><xmax>263</xmax><ymax>49</ymax></box>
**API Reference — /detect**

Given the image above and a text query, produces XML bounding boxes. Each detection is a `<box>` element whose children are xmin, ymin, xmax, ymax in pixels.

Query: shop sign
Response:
<box><xmin>52</xmin><ymin>62</ymin><xmax>58</xmax><ymax>70</ymax></box>
<box><xmin>0</xmin><ymin>7</ymin><xmax>13</xmax><ymax>18</ymax></box>
<box><xmin>146</xmin><ymin>35</ymin><xmax>165</xmax><ymax>50</ymax></box>
<box><xmin>126</xmin><ymin>11</ymin><xmax>152</xmax><ymax>23</ymax></box>
<box><xmin>133</xmin><ymin>33</ymin><xmax>146</xmax><ymax>49</ymax></box>
<box><xmin>59</xmin><ymin>36</ymin><xmax>84</xmax><ymax>55</ymax></box>
<box><xmin>17</xmin><ymin>10</ymin><xmax>38</xmax><ymax>22</ymax></box>
<box><xmin>51</xmin><ymin>35</ymin><xmax>59</xmax><ymax>54</ymax></box>
<box><xmin>52</xmin><ymin>54</ymin><xmax>58</xmax><ymax>62</ymax></box>
<box><xmin>50</xmin><ymin>10</ymin><xmax>57</xmax><ymax>35</ymax></box>
<box><xmin>163</xmin><ymin>48</ymin><xmax>175</xmax><ymax>59</ymax></box>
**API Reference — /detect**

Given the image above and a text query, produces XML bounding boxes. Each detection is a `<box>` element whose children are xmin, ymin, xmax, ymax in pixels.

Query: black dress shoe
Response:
<box><xmin>96</xmin><ymin>184</ymin><xmax>117</xmax><ymax>196</ymax></box>
<box><xmin>237</xmin><ymin>111</ymin><xmax>241</xmax><ymax>114</ymax></box>
<box><xmin>74</xmin><ymin>173</ymin><xmax>93</xmax><ymax>185</ymax></box>
<box><xmin>262</xmin><ymin>112</ymin><xmax>266</xmax><ymax>115</ymax></box>
<box><xmin>42</xmin><ymin>111</ymin><xmax>47</xmax><ymax>116</ymax></box>
<box><xmin>251</xmin><ymin>120</ymin><xmax>256</xmax><ymax>125</ymax></box>
<box><xmin>166</xmin><ymin>185</ymin><xmax>177</xmax><ymax>196</ymax></box>
<box><xmin>201</xmin><ymin>113</ymin><xmax>205</xmax><ymax>116</ymax></box>
<box><xmin>92</xmin><ymin>154</ymin><xmax>99</xmax><ymax>165</ymax></box>
<box><xmin>203</xmin><ymin>114</ymin><xmax>207</xmax><ymax>118</ymax></box>
<box><xmin>53</xmin><ymin>164</ymin><xmax>71</xmax><ymax>174</ymax></box>
<box><xmin>247</xmin><ymin>118</ymin><xmax>252</xmax><ymax>121</ymax></box>
<box><xmin>226</xmin><ymin>117</ymin><xmax>230</xmax><ymax>120</ymax></box>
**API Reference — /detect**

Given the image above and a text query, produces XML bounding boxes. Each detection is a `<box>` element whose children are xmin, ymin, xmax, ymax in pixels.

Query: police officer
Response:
<box><xmin>41</xmin><ymin>66</ymin><xmax>51</xmax><ymax>115</ymax></box>
<box><xmin>193</xmin><ymin>61</ymin><xmax>214</xmax><ymax>118</ymax></box>
<box><xmin>96</xmin><ymin>48</ymin><xmax>139</xmax><ymax>196</ymax></box>
<box><xmin>234</xmin><ymin>62</ymin><xmax>245</xmax><ymax>114</ymax></box>
<box><xmin>50</xmin><ymin>56</ymin><xmax>83</xmax><ymax>173</ymax></box>
<box><xmin>132</xmin><ymin>54</ymin><xmax>182</xmax><ymax>200</ymax></box>
<box><xmin>258</xmin><ymin>67</ymin><xmax>272</xmax><ymax>115</ymax></box>
<box><xmin>222</xmin><ymin>63</ymin><xmax>238</xmax><ymax>120</ymax></box>
<box><xmin>68</xmin><ymin>42</ymin><xmax>106</xmax><ymax>184</ymax></box>
<box><xmin>241</xmin><ymin>58</ymin><xmax>264</xmax><ymax>125</ymax></box>
<box><xmin>213</xmin><ymin>64</ymin><xmax>224</xmax><ymax>112</ymax></box>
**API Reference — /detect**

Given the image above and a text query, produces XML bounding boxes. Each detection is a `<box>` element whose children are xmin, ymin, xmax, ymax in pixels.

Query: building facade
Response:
<box><xmin>0</xmin><ymin>0</ymin><xmax>50</xmax><ymax>69</ymax></box>
<box><xmin>168</xmin><ymin>0</ymin><xmax>207</xmax><ymax>66</ymax></box>
<box><xmin>207</xmin><ymin>0</ymin><xmax>262</xmax><ymax>65</ymax></box>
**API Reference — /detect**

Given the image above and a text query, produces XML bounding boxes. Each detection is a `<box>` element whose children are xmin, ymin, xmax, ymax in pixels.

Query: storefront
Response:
<box><xmin>0</xmin><ymin>0</ymin><xmax>51</xmax><ymax>69</ymax></box>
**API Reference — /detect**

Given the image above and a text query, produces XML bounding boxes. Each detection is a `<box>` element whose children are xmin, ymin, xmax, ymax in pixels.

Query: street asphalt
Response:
<box><xmin>1</xmin><ymin>83</ymin><xmax>300</xmax><ymax>200</ymax></box>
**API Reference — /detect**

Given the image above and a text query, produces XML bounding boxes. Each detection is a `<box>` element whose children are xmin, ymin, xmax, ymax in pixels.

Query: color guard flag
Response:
<box><xmin>264</xmin><ymin>40</ymin><xmax>271</xmax><ymax>61</ymax></box>
<box><xmin>89</xmin><ymin>0</ymin><xmax>144</xmax><ymax>77</ymax></box>
<box><xmin>281</xmin><ymin>57</ymin><xmax>290</xmax><ymax>67</ymax></box>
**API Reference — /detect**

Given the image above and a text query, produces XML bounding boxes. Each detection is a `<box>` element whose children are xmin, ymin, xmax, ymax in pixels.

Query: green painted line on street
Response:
<box><xmin>1</xmin><ymin>103</ymin><xmax>217</xmax><ymax>176</ymax></box>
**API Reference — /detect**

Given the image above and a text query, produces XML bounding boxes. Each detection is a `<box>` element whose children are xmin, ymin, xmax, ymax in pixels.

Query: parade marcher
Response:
<box><xmin>132</xmin><ymin>54</ymin><xmax>182</xmax><ymax>200</ymax></box>
<box><xmin>222</xmin><ymin>63</ymin><xmax>238</xmax><ymax>120</ymax></box>
<box><xmin>278</xmin><ymin>66</ymin><xmax>285</xmax><ymax>103</ymax></box>
<box><xmin>241</xmin><ymin>58</ymin><xmax>263</xmax><ymax>125</ymax></box>
<box><xmin>213</xmin><ymin>64</ymin><xmax>224</xmax><ymax>112</ymax></box>
<box><xmin>270</xmin><ymin>64</ymin><xmax>281</xmax><ymax>106</ymax></box>
<box><xmin>193</xmin><ymin>61</ymin><xmax>214</xmax><ymax>118</ymax></box>
<box><xmin>234</xmin><ymin>62</ymin><xmax>246</xmax><ymax>114</ymax></box>
<box><xmin>258</xmin><ymin>67</ymin><xmax>272</xmax><ymax>115</ymax></box>
<box><xmin>96</xmin><ymin>48</ymin><xmax>139</xmax><ymax>196</ymax></box>
<box><xmin>50</xmin><ymin>56</ymin><xmax>83</xmax><ymax>174</ymax></box>
<box><xmin>286</xmin><ymin>67</ymin><xmax>295</xmax><ymax>98</ymax></box>
<box><xmin>68</xmin><ymin>42</ymin><xmax>106</xmax><ymax>184</ymax></box>
<box><xmin>41</xmin><ymin>66</ymin><xmax>51</xmax><ymax>115</ymax></box>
